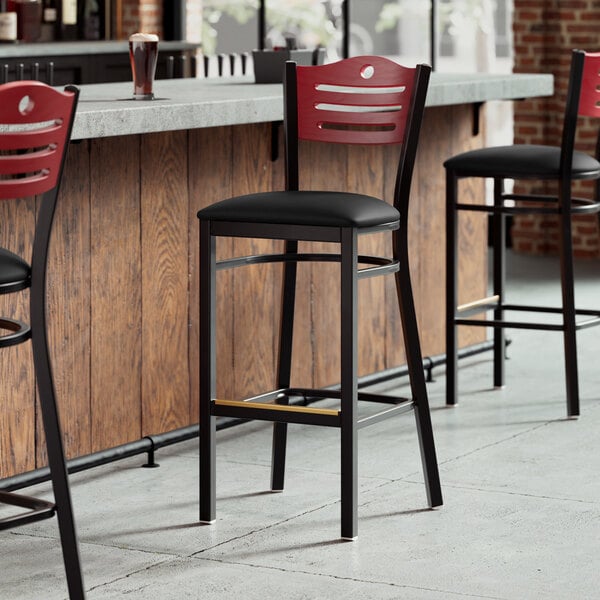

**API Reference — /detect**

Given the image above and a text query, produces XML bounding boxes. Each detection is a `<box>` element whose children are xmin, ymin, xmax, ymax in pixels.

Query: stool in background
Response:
<box><xmin>445</xmin><ymin>49</ymin><xmax>600</xmax><ymax>417</ymax></box>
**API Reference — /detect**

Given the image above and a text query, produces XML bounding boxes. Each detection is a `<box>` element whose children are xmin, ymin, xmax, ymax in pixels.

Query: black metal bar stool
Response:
<box><xmin>197</xmin><ymin>56</ymin><xmax>443</xmax><ymax>540</ymax></box>
<box><xmin>445</xmin><ymin>49</ymin><xmax>600</xmax><ymax>417</ymax></box>
<box><xmin>0</xmin><ymin>81</ymin><xmax>85</xmax><ymax>598</ymax></box>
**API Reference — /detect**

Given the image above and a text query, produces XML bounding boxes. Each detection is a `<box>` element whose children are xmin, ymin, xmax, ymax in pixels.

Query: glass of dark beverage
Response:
<box><xmin>129</xmin><ymin>33</ymin><xmax>159</xmax><ymax>100</ymax></box>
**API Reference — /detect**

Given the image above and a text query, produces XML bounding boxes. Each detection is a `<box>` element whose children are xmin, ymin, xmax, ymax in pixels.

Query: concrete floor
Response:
<box><xmin>2</xmin><ymin>250</ymin><xmax>600</xmax><ymax>599</ymax></box>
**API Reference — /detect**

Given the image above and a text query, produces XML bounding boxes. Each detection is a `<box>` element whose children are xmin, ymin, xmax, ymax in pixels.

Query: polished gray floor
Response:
<box><xmin>2</xmin><ymin>250</ymin><xmax>599</xmax><ymax>599</ymax></box>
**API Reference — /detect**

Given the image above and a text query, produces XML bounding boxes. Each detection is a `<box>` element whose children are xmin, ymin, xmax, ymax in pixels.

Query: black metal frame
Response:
<box><xmin>446</xmin><ymin>49</ymin><xmax>600</xmax><ymax>418</ymax></box>
<box><xmin>0</xmin><ymin>84</ymin><xmax>85</xmax><ymax>599</ymax></box>
<box><xmin>198</xmin><ymin>58</ymin><xmax>442</xmax><ymax>540</ymax></box>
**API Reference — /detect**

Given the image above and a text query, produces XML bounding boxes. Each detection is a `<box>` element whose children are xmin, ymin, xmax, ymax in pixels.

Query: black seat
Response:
<box><xmin>445</xmin><ymin>49</ymin><xmax>600</xmax><ymax>417</ymax></box>
<box><xmin>0</xmin><ymin>248</ymin><xmax>30</xmax><ymax>292</ymax></box>
<box><xmin>0</xmin><ymin>81</ymin><xmax>85</xmax><ymax>599</ymax></box>
<box><xmin>197</xmin><ymin>55</ymin><xmax>443</xmax><ymax>540</ymax></box>
<box><xmin>200</xmin><ymin>190</ymin><xmax>400</xmax><ymax>227</ymax></box>
<box><xmin>446</xmin><ymin>144</ymin><xmax>600</xmax><ymax>179</ymax></box>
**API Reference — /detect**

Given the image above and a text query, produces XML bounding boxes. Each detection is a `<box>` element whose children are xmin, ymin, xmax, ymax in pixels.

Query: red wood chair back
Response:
<box><xmin>294</xmin><ymin>56</ymin><xmax>418</xmax><ymax>146</ymax></box>
<box><xmin>578</xmin><ymin>51</ymin><xmax>600</xmax><ymax>118</ymax></box>
<box><xmin>0</xmin><ymin>81</ymin><xmax>78</xmax><ymax>199</ymax></box>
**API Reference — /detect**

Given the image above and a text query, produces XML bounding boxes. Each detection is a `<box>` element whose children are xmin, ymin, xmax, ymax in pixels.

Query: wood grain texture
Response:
<box><xmin>141</xmin><ymin>131</ymin><xmax>190</xmax><ymax>435</ymax></box>
<box><xmin>231</xmin><ymin>124</ymin><xmax>282</xmax><ymax>399</ymax></box>
<box><xmin>0</xmin><ymin>198</ymin><xmax>36</xmax><ymax>478</ymax></box>
<box><xmin>89</xmin><ymin>135</ymin><xmax>142</xmax><ymax>451</ymax></box>
<box><xmin>412</xmin><ymin>106</ymin><xmax>453</xmax><ymax>358</ymax></box>
<box><xmin>382</xmin><ymin>143</ymin><xmax>408</xmax><ymax>370</ymax></box>
<box><xmin>0</xmin><ymin>107</ymin><xmax>488</xmax><ymax>478</ymax></box>
<box><xmin>188</xmin><ymin>126</ymin><xmax>235</xmax><ymax>419</ymax></box>
<box><xmin>300</xmin><ymin>140</ymin><xmax>348</xmax><ymax>389</ymax></box>
<box><xmin>348</xmin><ymin>144</ymin><xmax>387</xmax><ymax>377</ymax></box>
<box><xmin>43</xmin><ymin>140</ymin><xmax>92</xmax><ymax>463</ymax></box>
<box><xmin>450</xmin><ymin>106</ymin><xmax>488</xmax><ymax>349</ymax></box>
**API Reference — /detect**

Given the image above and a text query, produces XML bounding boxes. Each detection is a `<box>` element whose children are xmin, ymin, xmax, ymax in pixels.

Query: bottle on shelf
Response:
<box><xmin>39</xmin><ymin>0</ymin><xmax>57</xmax><ymax>40</ymax></box>
<box><xmin>0</xmin><ymin>1</ymin><xmax>18</xmax><ymax>43</ymax></box>
<box><xmin>11</xmin><ymin>0</ymin><xmax>42</xmax><ymax>43</ymax></box>
<box><xmin>79</xmin><ymin>0</ymin><xmax>103</xmax><ymax>40</ymax></box>
<box><xmin>59</xmin><ymin>0</ymin><xmax>77</xmax><ymax>40</ymax></box>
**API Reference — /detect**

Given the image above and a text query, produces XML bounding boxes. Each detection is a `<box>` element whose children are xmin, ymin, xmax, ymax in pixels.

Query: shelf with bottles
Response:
<box><xmin>0</xmin><ymin>0</ymin><xmax>109</xmax><ymax>43</ymax></box>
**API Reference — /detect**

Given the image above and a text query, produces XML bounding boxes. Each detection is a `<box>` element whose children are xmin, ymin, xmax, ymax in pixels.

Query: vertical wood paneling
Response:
<box><xmin>141</xmin><ymin>131</ymin><xmax>190</xmax><ymax>435</ymax></box>
<box><xmin>412</xmin><ymin>107</ymin><xmax>452</xmax><ymax>358</ymax></box>
<box><xmin>348</xmin><ymin>145</ymin><xmax>388</xmax><ymax>377</ymax></box>
<box><xmin>89</xmin><ymin>136</ymin><xmax>142</xmax><ymax>450</ymax></box>
<box><xmin>231</xmin><ymin>124</ymin><xmax>282</xmax><ymax>399</ymax></box>
<box><xmin>188</xmin><ymin>127</ymin><xmax>233</xmax><ymax>422</ymax></box>
<box><xmin>382</xmin><ymin>144</ymin><xmax>407</xmax><ymax>370</ymax></box>
<box><xmin>0</xmin><ymin>112</ymin><xmax>489</xmax><ymax>479</ymax></box>
<box><xmin>300</xmin><ymin>141</ymin><xmax>348</xmax><ymax>389</ymax></box>
<box><xmin>287</xmin><ymin>141</ymin><xmax>313</xmax><ymax>388</ymax></box>
<box><xmin>449</xmin><ymin>106</ymin><xmax>488</xmax><ymax>349</ymax></box>
<box><xmin>189</xmin><ymin>126</ymin><xmax>235</xmax><ymax>419</ymax></box>
<box><xmin>43</xmin><ymin>141</ymin><xmax>92</xmax><ymax>462</ymax></box>
<box><xmin>0</xmin><ymin>198</ymin><xmax>35</xmax><ymax>477</ymax></box>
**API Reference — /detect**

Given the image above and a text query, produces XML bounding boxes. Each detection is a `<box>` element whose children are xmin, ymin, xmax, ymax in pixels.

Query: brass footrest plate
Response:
<box><xmin>212</xmin><ymin>399</ymin><xmax>340</xmax><ymax>427</ymax></box>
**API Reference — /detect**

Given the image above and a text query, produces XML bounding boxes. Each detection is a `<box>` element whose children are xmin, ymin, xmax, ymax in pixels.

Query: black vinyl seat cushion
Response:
<box><xmin>0</xmin><ymin>247</ymin><xmax>29</xmax><ymax>290</ymax></box>
<box><xmin>444</xmin><ymin>144</ymin><xmax>600</xmax><ymax>180</ymax></box>
<box><xmin>197</xmin><ymin>190</ymin><xmax>400</xmax><ymax>228</ymax></box>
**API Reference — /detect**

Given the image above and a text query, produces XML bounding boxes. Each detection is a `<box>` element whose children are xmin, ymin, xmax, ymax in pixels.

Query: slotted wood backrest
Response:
<box><xmin>294</xmin><ymin>56</ymin><xmax>418</xmax><ymax>145</ymax></box>
<box><xmin>0</xmin><ymin>81</ymin><xmax>78</xmax><ymax>199</ymax></box>
<box><xmin>578</xmin><ymin>51</ymin><xmax>600</xmax><ymax>118</ymax></box>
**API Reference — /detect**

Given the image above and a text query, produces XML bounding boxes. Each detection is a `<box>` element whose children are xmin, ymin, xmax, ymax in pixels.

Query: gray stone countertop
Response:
<box><xmin>0</xmin><ymin>40</ymin><xmax>200</xmax><ymax>58</ymax></box>
<box><xmin>70</xmin><ymin>72</ymin><xmax>553</xmax><ymax>141</ymax></box>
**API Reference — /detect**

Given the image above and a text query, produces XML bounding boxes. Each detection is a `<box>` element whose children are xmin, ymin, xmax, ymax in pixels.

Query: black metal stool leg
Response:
<box><xmin>199</xmin><ymin>220</ymin><xmax>217</xmax><ymax>522</ymax></box>
<box><xmin>492</xmin><ymin>178</ymin><xmax>506</xmax><ymax>389</ymax></box>
<box><xmin>31</xmin><ymin>300</ymin><xmax>85</xmax><ymax>599</ymax></box>
<box><xmin>395</xmin><ymin>232</ymin><xmax>443</xmax><ymax>509</ymax></box>
<box><xmin>340</xmin><ymin>228</ymin><xmax>358</xmax><ymax>540</ymax></box>
<box><xmin>445</xmin><ymin>169</ymin><xmax>459</xmax><ymax>405</ymax></box>
<box><xmin>271</xmin><ymin>241</ymin><xmax>299</xmax><ymax>491</ymax></box>
<box><xmin>558</xmin><ymin>212</ymin><xmax>580</xmax><ymax>417</ymax></box>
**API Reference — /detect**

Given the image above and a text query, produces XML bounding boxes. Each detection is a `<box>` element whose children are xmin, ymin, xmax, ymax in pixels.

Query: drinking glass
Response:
<box><xmin>129</xmin><ymin>33</ymin><xmax>159</xmax><ymax>100</ymax></box>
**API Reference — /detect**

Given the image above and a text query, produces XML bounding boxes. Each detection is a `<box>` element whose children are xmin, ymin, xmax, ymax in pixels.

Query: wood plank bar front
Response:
<box><xmin>0</xmin><ymin>104</ymin><xmax>486</xmax><ymax>478</ymax></box>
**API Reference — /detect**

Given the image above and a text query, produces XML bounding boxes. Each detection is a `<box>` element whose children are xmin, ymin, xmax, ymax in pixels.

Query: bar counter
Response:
<box><xmin>0</xmin><ymin>73</ymin><xmax>553</xmax><ymax>479</ymax></box>
<box><xmin>69</xmin><ymin>73</ymin><xmax>553</xmax><ymax>140</ymax></box>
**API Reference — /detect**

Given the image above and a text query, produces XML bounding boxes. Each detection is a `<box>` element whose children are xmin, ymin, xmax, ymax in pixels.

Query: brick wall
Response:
<box><xmin>512</xmin><ymin>0</ymin><xmax>600</xmax><ymax>257</ymax></box>
<box><xmin>118</xmin><ymin>1</ymin><xmax>201</xmax><ymax>44</ymax></box>
<box><xmin>121</xmin><ymin>0</ymin><xmax>162</xmax><ymax>39</ymax></box>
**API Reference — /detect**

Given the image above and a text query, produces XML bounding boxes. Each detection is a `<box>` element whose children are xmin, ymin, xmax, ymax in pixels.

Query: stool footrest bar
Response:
<box><xmin>358</xmin><ymin>400</ymin><xmax>414</xmax><ymax>428</ymax></box>
<box><xmin>0</xmin><ymin>317</ymin><xmax>31</xmax><ymax>348</ymax></box>
<box><xmin>455</xmin><ymin>303</ymin><xmax>600</xmax><ymax>331</ymax></box>
<box><xmin>0</xmin><ymin>490</ymin><xmax>56</xmax><ymax>530</ymax></box>
<box><xmin>283</xmin><ymin>387</ymin><xmax>409</xmax><ymax>405</ymax></box>
<box><xmin>457</xmin><ymin>295</ymin><xmax>500</xmax><ymax>317</ymax></box>
<box><xmin>455</xmin><ymin>318</ymin><xmax>565</xmax><ymax>331</ymax></box>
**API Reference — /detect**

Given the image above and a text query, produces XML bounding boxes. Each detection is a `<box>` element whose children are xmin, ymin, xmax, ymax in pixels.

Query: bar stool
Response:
<box><xmin>197</xmin><ymin>56</ymin><xmax>443</xmax><ymax>540</ymax></box>
<box><xmin>445</xmin><ymin>49</ymin><xmax>600</xmax><ymax>417</ymax></box>
<box><xmin>0</xmin><ymin>81</ymin><xmax>85</xmax><ymax>598</ymax></box>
